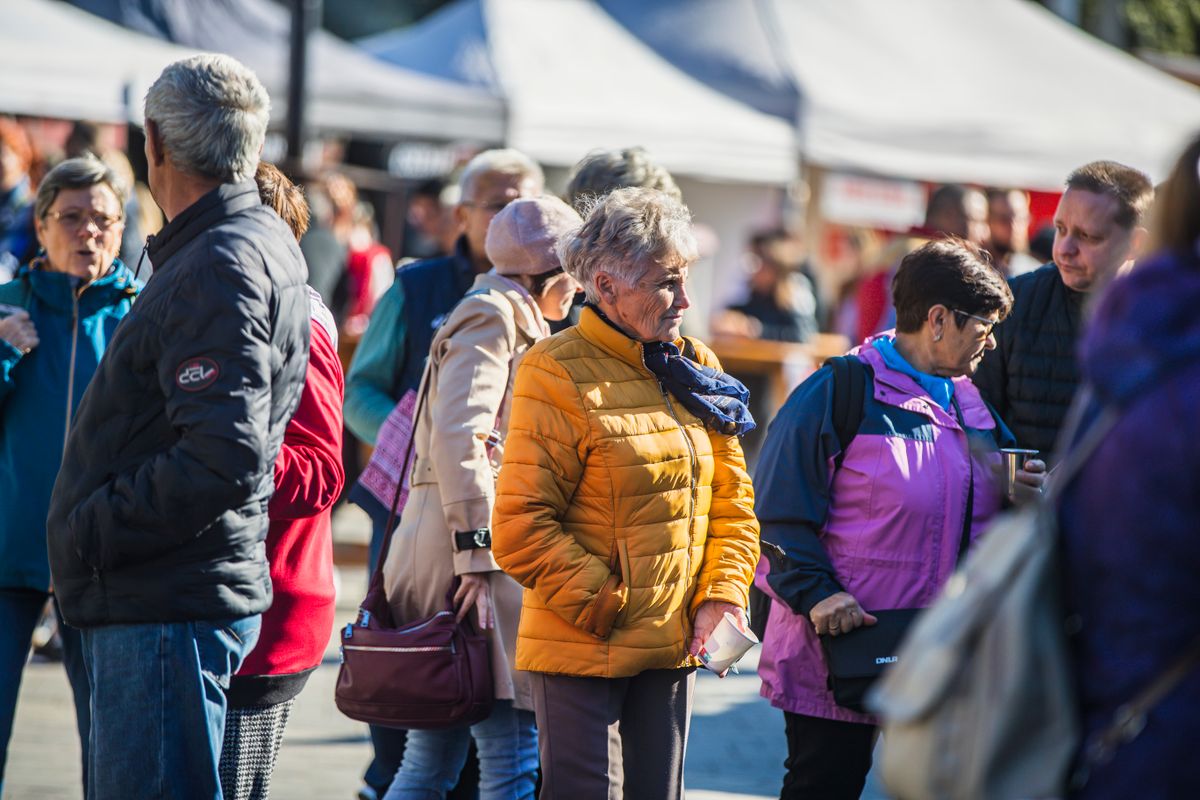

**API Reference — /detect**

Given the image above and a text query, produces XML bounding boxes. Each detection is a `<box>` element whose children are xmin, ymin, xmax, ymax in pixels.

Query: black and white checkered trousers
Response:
<box><xmin>219</xmin><ymin>698</ymin><xmax>296</xmax><ymax>800</ymax></box>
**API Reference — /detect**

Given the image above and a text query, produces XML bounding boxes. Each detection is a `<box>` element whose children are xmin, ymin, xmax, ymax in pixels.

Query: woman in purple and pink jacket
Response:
<box><xmin>753</xmin><ymin>238</ymin><xmax>1045</xmax><ymax>799</ymax></box>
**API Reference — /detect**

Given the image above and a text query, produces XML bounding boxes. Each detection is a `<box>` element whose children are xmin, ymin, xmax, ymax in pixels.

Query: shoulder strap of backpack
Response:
<box><xmin>828</xmin><ymin>355</ymin><xmax>868</xmax><ymax>469</ymax></box>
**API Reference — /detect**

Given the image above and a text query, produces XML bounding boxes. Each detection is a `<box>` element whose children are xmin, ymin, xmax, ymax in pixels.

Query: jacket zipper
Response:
<box><xmin>343</xmin><ymin>644</ymin><xmax>453</xmax><ymax>654</ymax></box>
<box><xmin>658</xmin><ymin>381</ymin><xmax>699</xmax><ymax>640</ymax></box>
<box><xmin>62</xmin><ymin>292</ymin><xmax>80</xmax><ymax>460</ymax></box>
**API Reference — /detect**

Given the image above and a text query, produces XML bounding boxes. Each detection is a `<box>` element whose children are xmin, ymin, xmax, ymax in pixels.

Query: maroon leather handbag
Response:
<box><xmin>334</xmin><ymin>579</ymin><xmax>494</xmax><ymax>730</ymax></box>
<box><xmin>334</xmin><ymin>368</ymin><xmax>494</xmax><ymax>730</ymax></box>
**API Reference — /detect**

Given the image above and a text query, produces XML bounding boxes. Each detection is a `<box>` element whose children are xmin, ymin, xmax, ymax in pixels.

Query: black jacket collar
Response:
<box><xmin>147</xmin><ymin>181</ymin><xmax>262</xmax><ymax>270</ymax></box>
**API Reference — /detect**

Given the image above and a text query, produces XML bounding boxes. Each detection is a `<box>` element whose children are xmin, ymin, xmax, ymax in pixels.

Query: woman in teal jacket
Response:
<box><xmin>0</xmin><ymin>156</ymin><xmax>139</xmax><ymax>792</ymax></box>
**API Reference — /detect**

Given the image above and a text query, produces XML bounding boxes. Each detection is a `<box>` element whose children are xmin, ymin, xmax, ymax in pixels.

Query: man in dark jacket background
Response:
<box><xmin>47</xmin><ymin>54</ymin><xmax>310</xmax><ymax>799</ymax></box>
<box><xmin>974</xmin><ymin>160</ymin><xmax>1152</xmax><ymax>457</ymax></box>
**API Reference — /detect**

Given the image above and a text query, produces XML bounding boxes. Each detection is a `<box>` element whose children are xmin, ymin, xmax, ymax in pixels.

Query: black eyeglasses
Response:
<box><xmin>952</xmin><ymin>308</ymin><xmax>999</xmax><ymax>337</ymax></box>
<box><xmin>45</xmin><ymin>209</ymin><xmax>122</xmax><ymax>232</ymax></box>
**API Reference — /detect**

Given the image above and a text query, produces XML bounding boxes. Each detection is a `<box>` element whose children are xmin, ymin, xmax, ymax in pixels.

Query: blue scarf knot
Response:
<box><xmin>643</xmin><ymin>340</ymin><xmax>756</xmax><ymax>436</ymax></box>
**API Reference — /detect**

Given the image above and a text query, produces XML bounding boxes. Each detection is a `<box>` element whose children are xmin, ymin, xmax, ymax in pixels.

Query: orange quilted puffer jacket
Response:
<box><xmin>493</xmin><ymin>307</ymin><xmax>760</xmax><ymax>678</ymax></box>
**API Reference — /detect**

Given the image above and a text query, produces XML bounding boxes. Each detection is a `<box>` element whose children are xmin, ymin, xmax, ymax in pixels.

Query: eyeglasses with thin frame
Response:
<box><xmin>44</xmin><ymin>209</ymin><xmax>123</xmax><ymax>233</ymax></box>
<box><xmin>459</xmin><ymin>199</ymin><xmax>510</xmax><ymax>213</ymax></box>
<box><xmin>952</xmin><ymin>308</ymin><xmax>999</xmax><ymax>337</ymax></box>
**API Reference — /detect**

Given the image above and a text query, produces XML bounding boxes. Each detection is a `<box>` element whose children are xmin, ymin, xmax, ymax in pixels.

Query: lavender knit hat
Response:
<box><xmin>485</xmin><ymin>196</ymin><xmax>582</xmax><ymax>276</ymax></box>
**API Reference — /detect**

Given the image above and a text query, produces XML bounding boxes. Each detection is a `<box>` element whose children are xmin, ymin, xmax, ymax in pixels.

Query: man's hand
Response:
<box><xmin>689</xmin><ymin>600</ymin><xmax>747</xmax><ymax>658</ymax></box>
<box><xmin>808</xmin><ymin>591</ymin><xmax>877</xmax><ymax>637</ymax></box>
<box><xmin>453</xmin><ymin>573</ymin><xmax>494</xmax><ymax>629</ymax></box>
<box><xmin>0</xmin><ymin>311</ymin><xmax>38</xmax><ymax>355</ymax></box>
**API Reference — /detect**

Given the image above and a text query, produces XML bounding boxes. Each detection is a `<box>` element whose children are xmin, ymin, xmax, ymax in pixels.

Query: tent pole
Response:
<box><xmin>286</xmin><ymin>0</ymin><xmax>322</xmax><ymax>176</ymax></box>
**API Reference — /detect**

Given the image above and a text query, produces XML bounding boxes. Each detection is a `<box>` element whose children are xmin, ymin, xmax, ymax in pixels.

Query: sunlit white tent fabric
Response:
<box><xmin>601</xmin><ymin>0</ymin><xmax>1200</xmax><ymax>189</ymax></box>
<box><xmin>358</xmin><ymin>0</ymin><xmax>798</xmax><ymax>185</ymax></box>
<box><xmin>1</xmin><ymin>0</ymin><xmax>203</xmax><ymax>123</ymax></box>
<box><xmin>60</xmin><ymin>0</ymin><xmax>504</xmax><ymax>142</ymax></box>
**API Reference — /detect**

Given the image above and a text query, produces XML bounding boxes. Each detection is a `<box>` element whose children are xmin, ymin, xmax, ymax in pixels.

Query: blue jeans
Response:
<box><xmin>0</xmin><ymin>589</ymin><xmax>89</xmax><ymax>788</ymax></box>
<box><xmin>384</xmin><ymin>700</ymin><xmax>537</xmax><ymax>800</ymax></box>
<box><xmin>364</xmin><ymin>518</ymin><xmax>480</xmax><ymax>800</ymax></box>
<box><xmin>82</xmin><ymin>616</ymin><xmax>260</xmax><ymax>800</ymax></box>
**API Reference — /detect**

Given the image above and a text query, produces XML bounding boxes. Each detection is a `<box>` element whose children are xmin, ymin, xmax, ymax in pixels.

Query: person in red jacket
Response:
<box><xmin>217</xmin><ymin>163</ymin><xmax>345</xmax><ymax>800</ymax></box>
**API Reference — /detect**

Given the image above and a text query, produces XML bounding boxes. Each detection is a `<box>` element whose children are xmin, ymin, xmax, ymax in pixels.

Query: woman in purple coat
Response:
<box><xmin>753</xmin><ymin>238</ymin><xmax>1045</xmax><ymax>799</ymax></box>
<box><xmin>1059</xmin><ymin>134</ymin><xmax>1200</xmax><ymax>799</ymax></box>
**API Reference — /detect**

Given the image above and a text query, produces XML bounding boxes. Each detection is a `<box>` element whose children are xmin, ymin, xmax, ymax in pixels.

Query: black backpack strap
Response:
<box><xmin>828</xmin><ymin>355</ymin><xmax>868</xmax><ymax>469</ymax></box>
<box><xmin>949</xmin><ymin>394</ymin><xmax>975</xmax><ymax>565</ymax></box>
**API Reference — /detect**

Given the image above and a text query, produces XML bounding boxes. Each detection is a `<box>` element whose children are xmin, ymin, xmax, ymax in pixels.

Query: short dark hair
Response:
<box><xmin>892</xmin><ymin>238</ymin><xmax>1013</xmax><ymax>333</ymax></box>
<box><xmin>925</xmin><ymin>184</ymin><xmax>967</xmax><ymax>226</ymax></box>
<box><xmin>1065</xmin><ymin>160</ymin><xmax>1154</xmax><ymax>229</ymax></box>
<box><xmin>412</xmin><ymin>177</ymin><xmax>446</xmax><ymax>201</ymax></box>
<box><xmin>528</xmin><ymin>266</ymin><xmax>566</xmax><ymax>298</ymax></box>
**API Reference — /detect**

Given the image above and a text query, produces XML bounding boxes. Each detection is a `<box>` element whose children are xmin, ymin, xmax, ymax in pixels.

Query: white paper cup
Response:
<box><xmin>698</xmin><ymin>611</ymin><xmax>759</xmax><ymax>675</ymax></box>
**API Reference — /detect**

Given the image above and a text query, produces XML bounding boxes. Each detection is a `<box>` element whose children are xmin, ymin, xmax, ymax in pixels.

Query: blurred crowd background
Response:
<box><xmin>5</xmin><ymin>0</ymin><xmax>1200</xmax><ymax>450</ymax></box>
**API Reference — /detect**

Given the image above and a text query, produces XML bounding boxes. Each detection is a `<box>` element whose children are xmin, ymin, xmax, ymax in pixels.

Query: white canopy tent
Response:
<box><xmin>1</xmin><ymin>0</ymin><xmax>203</xmax><ymax>124</ymax></box>
<box><xmin>358</xmin><ymin>0</ymin><xmax>798</xmax><ymax>186</ymax></box>
<box><xmin>59</xmin><ymin>0</ymin><xmax>504</xmax><ymax>142</ymax></box>
<box><xmin>360</xmin><ymin>0</ymin><xmax>799</xmax><ymax>334</ymax></box>
<box><xmin>602</xmin><ymin>0</ymin><xmax>1200</xmax><ymax>189</ymax></box>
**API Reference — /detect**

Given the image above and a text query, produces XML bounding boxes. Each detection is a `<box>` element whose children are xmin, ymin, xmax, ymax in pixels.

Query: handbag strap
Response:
<box><xmin>368</xmin><ymin>364</ymin><xmax>434</xmax><ymax>597</ymax></box>
<box><xmin>367</xmin><ymin>294</ymin><xmax>518</xmax><ymax>602</ymax></box>
<box><xmin>1044</xmin><ymin>390</ymin><xmax>1118</xmax><ymax>504</ymax></box>
<box><xmin>1077</xmin><ymin>634</ymin><xmax>1200</xmax><ymax>782</ymax></box>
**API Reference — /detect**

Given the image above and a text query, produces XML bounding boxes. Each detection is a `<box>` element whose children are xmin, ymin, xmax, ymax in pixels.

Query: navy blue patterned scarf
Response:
<box><xmin>589</xmin><ymin>304</ymin><xmax>755</xmax><ymax>436</ymax></box>
<box><xmin>643</xmin><ymin>340</ymin><xmax>756</xmax><ymax>436</ymax></box>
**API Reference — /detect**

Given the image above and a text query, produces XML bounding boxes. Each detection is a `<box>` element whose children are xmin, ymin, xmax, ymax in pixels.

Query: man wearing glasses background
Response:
<box><xmin>341</xmin><ymin>147</ymin><xmax>543</xmax><ymax>800</ymax></box>
<box><xmin>974</xmin><ymin>160</ymin><xmax>1152</xmax><ymax>459</ymax></box>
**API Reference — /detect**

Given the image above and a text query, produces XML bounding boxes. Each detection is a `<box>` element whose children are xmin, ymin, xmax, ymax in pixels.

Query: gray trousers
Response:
<box><xmin>529</xmin><ymin>667</ymin><xmax>695</xmax><ymax>800</ymax></box>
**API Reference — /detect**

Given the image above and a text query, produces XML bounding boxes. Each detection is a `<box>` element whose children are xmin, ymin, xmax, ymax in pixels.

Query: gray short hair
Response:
<box><xmin>558</xmin><ymin>187</ymin><xmax>698</xmax><ymax>303</ymax></box>
<box><xmin>565</xmin><ymin>147</ymin><xmax>682</xmax><ymax>213</ymax></box>
<box><xmin>35</xmin><ymin>156</ymin><xmax>129</xmax><ymax>221</ymax></box>
<box><xmin>144</xmin><ymin>54</ymin><xmax>270</xmax><ymax>184</ymax></box>
<box><xmin>458</xmin><ymin>148</ymin><xmax>544</xmax><ymax>200</ymax></box>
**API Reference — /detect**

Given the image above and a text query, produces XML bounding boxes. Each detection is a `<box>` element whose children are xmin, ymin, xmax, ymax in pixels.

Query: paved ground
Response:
<box><xmin>4</xmin><ymin>504</ymin><xmax>887</xmax><ymax>799</ymax></box>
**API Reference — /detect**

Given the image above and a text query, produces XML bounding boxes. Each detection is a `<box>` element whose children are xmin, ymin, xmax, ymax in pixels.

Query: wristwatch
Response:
<box><xmin>454</xmin><ymin>528</ymin><xmax>492</xmax><ymax>551</ymax></box>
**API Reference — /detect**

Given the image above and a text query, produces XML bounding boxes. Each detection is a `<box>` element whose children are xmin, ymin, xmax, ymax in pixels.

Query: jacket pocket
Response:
<box><xmin>579</xmin><ymin>573</ymin><xmax>628</xmax><ymax>640</ymax></box>
<box><xmin>613</xmin><ymin>538</ymin><xmax>634</xmax><ymax>629</ymax></box>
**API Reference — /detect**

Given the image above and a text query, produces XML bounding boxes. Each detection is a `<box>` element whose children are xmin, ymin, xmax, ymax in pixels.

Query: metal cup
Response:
<box><xmin>999</xmin><ymin>448</ymin><xmax>1040</xmax><ymax>500</ymax></box>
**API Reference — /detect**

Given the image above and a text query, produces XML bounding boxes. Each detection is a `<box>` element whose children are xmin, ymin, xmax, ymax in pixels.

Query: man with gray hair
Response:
<box><xmin>47</xmin><ymin>54</ymin><xmax>310</xmax><ymax>798</ymax></box>
<box><xmin>343</xmin><ymin>147</ymin><xmax>542</xmax><ymax>800</ymax></box>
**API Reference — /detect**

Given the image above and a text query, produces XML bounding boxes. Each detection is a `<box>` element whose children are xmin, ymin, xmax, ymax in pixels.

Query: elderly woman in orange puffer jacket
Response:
<box><xmin>493</xmin><ymin>187</ymin><xmax>760</xmax><ymax>800</ymax></box>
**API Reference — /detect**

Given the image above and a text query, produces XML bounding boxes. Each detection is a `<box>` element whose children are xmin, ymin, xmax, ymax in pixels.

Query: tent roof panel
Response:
<box><xmin>62</xmin><ymin>0</ymin><xmax>504</xmax><ymax>142</ymax></box>
<box><xmin>602</xmin><ymin>0</ymin><xmax>1200</xmax><ymax>189</ymax></box>
<box><xmin>361</xmin><ymin>0</ymin><xmax>798</xmax><ymax>184</ymax></box>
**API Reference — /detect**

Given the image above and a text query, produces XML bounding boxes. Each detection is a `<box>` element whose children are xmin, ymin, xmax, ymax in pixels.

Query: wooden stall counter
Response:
<box><xmin>708</xmin><ymin>332</ymin><xmax>851</xmax><ymax>469</ymax></box>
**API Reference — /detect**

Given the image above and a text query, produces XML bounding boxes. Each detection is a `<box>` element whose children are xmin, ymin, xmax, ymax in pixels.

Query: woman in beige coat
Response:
<box><xmin>381</xmin><ymin>196</ymin><xmax>581</xmax><ymax>799</ymax></box>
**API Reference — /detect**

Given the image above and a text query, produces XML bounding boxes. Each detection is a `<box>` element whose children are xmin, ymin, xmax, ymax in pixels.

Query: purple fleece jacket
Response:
<box><xmin>1061</xmin><ymin>249</ymin><xmax>1200</xmax><ymax>799</ymax></box>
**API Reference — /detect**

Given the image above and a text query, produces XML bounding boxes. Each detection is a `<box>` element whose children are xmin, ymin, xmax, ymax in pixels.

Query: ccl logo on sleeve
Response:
<box><xmin>175</xmin><ymin>357</ymin><xmax>220</xmax><ymax>391</ymax></box>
